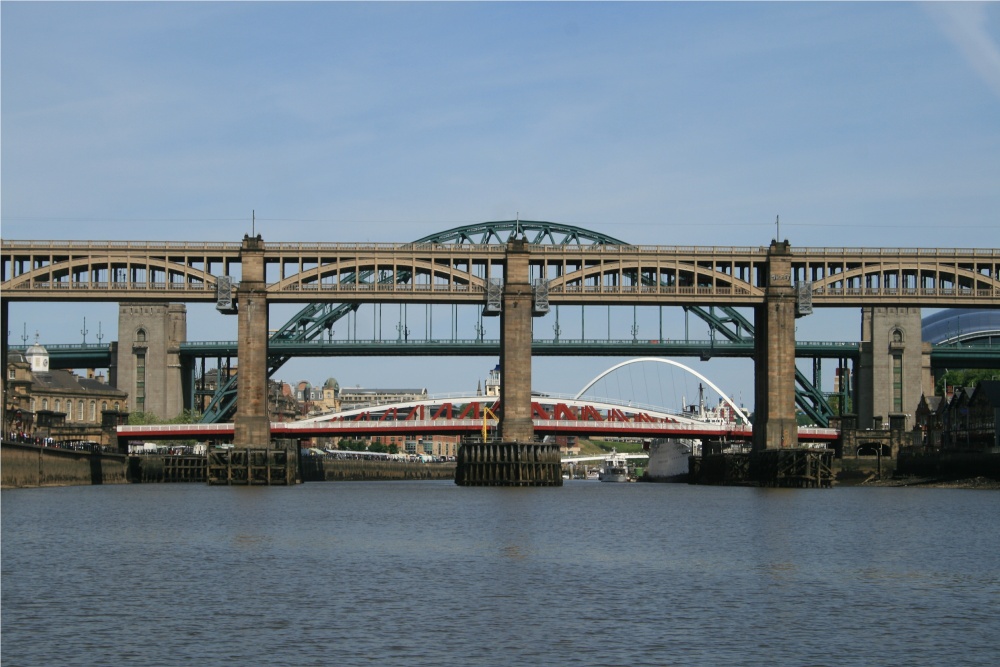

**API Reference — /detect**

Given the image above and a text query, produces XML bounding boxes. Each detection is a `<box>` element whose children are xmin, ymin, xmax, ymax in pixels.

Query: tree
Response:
<box><xmin>127</xmin><ymin>409</ymin><xmax>201</xmax><ymax>426</ymax></box>
<box><xmin>935</xmin><ymin>369</ymin><xmax>999</xmax><ymax>396</ymax></box>
<box><xmin>338</xmin><ymin>438</ymin><xmax>367</xmax><ymax>451</ymax></box>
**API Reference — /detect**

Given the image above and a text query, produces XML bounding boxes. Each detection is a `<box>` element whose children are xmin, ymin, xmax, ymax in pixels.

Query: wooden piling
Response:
<box><xmin>689</xmin><ymin>448</ymin><xmax>833</xmax><ymax>488</ymax></box>
<box><xmin>455</xmin><ymin>442</ymin><xmax>563</xmax><ymax>486</ymax></box>
<box><xmin>207</xmin><ymin>447</ymin><xmax>297</xmax><ymax>485</ymax></box>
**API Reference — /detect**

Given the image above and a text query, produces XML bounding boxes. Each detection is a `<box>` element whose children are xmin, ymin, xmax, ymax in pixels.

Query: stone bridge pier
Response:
<box><xmin>456</xmin><ymin>236</ymin><xmax>561</xmax><ymax>486</ymax></box>
<box><xmin>753</xmin><ymin>240</ymin><xmax>799</xmax><ymax>450</ymax></box>
<box><xmin>214</xmin><ymin>235</ymin><xmax>294</xmax><ymax>485</ymax></box>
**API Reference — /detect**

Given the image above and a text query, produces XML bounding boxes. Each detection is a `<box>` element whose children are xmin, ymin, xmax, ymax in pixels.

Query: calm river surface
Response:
<box><xmin>3</xmin><ymin>481</ymin><xmax>999</xmax><ymax>666</ymax></box>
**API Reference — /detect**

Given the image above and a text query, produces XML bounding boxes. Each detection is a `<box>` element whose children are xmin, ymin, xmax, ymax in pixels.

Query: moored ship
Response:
<box><xmin>644</xmin><ymin>383</ymin><xmax>747</xmax><ymax>483</ymax></box>
<box><xmin>599</xmin><ymin>449</ymin><xmax>630</xmax><ymax>483</ymax></box>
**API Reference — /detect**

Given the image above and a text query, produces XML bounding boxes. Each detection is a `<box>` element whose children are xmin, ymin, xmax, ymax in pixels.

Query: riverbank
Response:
<box><xmin>862</xmin><ymin>475</ymin><xmax>1000</xmax><ymax>489</ymax></box>
<box><xmin>1</xmin><ymin>441</ymin><xmax>128</xmax><ymax>488</ymax></box>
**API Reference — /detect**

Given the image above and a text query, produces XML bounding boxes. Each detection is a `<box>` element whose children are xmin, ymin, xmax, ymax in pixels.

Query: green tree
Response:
<box><xmin>935</xmin><ymin>369</ymin><xmax>999</xmax><ymax>395</ymax></box>
<box><xmin>127</xmin><ymin>412</ymin><xmax>162</xmax><ymax>426</ymax></box>
<box><xmin>338</xmin><ymin>438</ymin><xmax>367</xmax><ymax>451</ymax></box>
<box><xmin>128</xmin><ymin>409</ymin><xmax>202</xmax><ymax>426</ymax></box>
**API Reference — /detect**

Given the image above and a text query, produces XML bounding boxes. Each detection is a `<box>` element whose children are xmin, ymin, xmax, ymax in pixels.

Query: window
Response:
<box><xmin>135</xmin><ymin>351</ymin><xmax>146</xmax><ymax>412</ymax></box>
<box><xmin>136</xmin><ymin>328</ymin><xmax>147</xmax><ymax>343</ymax></box>
<box><xmin>102</xmin><ymin>401</ymin><xmax>108</xmax><ymax>412</ymax></box>
<box><xmin>892</xmin><ymin>355</ymin><xmax>903</xmax><ymax>413</ymax></box>
<box><xmin>42</xmin><ymin>398</ymin><xmax>48</xmax><ymax>410</ymax></box>
<box><xmin>79</xmin><ymin>400</ymin><xmax>85</xmax><ymax>420</ymax></box>
<box><xmin>54</xmin><ymin>399</ymin><xmax>61</xmax><ymax>413</ymax></box>
<box><xmin>90</xmin><ymin>401</ymin><xmax>97</xmax><ymax>421</ymax></box>
<box><xmin>66</xmin><ymin>401</ymin><xmax>73</xmax><ymax>421</ymax></box>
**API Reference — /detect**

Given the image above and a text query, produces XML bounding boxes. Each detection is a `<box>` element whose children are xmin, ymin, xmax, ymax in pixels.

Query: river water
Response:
<box><xmin>2</xmin><ymin>481</ymin><xmax>999</xmax><ymax>666</ymax></box>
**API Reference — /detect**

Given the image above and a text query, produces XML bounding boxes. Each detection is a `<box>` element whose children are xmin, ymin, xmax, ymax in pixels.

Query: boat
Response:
<box><xmin>644</xmin><ymin>438</ymin><xmax>694</xmax><ymax>482</ymax></box>
<box><xmin>644</xmin><ymin>383</ymin><xmax>748</xmax><ymax>483</ymax></box>
<box><xmin>599</xmin><ymin>449</ymin><xmax>630</xmax><ymax>483</ymax></box>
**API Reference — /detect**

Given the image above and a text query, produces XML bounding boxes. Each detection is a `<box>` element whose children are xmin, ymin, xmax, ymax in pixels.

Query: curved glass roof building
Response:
<box><xmin>923</xmin><ymin>309</ymin><xmax>1000</xmax><ymax>345</ymax></box>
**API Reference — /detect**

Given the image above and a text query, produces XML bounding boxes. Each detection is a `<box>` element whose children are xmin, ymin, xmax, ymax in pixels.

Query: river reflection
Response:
<box><xmin>2</xmin><ymin>482</ymin><xmax>999</xmax><ymax>666</ymax></box>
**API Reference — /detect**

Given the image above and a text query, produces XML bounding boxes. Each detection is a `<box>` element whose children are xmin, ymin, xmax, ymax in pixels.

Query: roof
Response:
<box><xmin>31</xmin><ymin>369</ymin><xmax>127</xmax><ymax>398</ymax></box>
<box><xmin>923</xmin><ymin>308</ymin><xmax>1000</xmax><ymax>345</ymax></box>
<box><xmin>338</xmin><ymin>387</ymin><xmax>427</xmax><ymax>395</ymax></box>
<box><xmin>972</xmin><ymin>380</ymin><xmax>1000</xmax><ymax>408</ymax></box>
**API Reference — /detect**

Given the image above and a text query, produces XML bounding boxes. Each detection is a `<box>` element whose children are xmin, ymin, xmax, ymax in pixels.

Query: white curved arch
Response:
<box><xmin>574</xmin><ymin>357</ymin><xmax>751</xmax><ymax>426</ymax></box>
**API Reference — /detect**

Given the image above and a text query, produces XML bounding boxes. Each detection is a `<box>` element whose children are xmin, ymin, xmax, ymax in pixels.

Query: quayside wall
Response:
<box><xmin>896</xmin><ymin>450</ymin><xmax>1000</xmax><ymax>480</ymax></box>
<box><xmin>1</xmin><ymin>442</ymin><xmax>128</xmax><ymax>488</ymax></box>
<box><xmin>301</xmin><ymin>457</ymin><xmax>456</xmax><ymax>482</ymax></box>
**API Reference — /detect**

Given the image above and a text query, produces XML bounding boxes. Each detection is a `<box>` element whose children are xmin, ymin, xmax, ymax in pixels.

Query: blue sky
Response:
<box><xmin>3</xmin><ymin>2</ymin><xmax>999</xmax><ymax>411</ymax></box>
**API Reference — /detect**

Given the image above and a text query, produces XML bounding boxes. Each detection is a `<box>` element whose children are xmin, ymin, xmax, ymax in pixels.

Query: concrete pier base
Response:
<box><xmin>455</xmin><ymin>442</ymin><xmax>563</xmax><ymax>486</ymax></box>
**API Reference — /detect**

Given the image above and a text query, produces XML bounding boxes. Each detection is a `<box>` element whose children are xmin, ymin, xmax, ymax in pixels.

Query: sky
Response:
<box><xmin>2</xmin><ymin>2</ymin><xmax>999</xmax><ymax>412</ymax></box>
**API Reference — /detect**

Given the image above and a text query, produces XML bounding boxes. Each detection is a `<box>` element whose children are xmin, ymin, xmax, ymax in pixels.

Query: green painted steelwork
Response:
<box><xmin>200</xmin><ymin>221</ymin><xmax>630</xmax><ymax>422</ymax></box>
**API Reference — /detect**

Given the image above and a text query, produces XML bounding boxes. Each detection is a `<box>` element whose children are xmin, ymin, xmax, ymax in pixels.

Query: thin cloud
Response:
<box><xmin>926</xmin><ymin>3</ymin><xmax>1000</xmax><ymax>100</ymax></box>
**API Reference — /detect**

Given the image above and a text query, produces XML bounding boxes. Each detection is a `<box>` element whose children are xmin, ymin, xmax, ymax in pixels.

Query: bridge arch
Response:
<box><xmin>200</xmin><ymin>220</ymin><xmax>821</xmax><ymax>423</ymax></box>
<box><xmin>574</xmin><ymin>357</ymin><xmax>751</xmax><ymax>426</ymax></box>
<box><xmin>6</xmin><ymin>256</ymin><xmax>218</xmax><ymax>292</ymax></box>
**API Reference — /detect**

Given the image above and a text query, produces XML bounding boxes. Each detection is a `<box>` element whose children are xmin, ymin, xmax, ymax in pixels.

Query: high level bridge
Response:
<box><xmin>3</xmin><ymin>221</ymin><xmax>999</xmax><ymax>450</ymax></box>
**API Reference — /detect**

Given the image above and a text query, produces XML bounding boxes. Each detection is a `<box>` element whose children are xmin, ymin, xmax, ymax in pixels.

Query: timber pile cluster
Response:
<box><xmin>129</xmin><ymin>455</ymin><xmax>207</xmax><ymax>483</ymax></box>
<box><xmin>207</xmin><ymin>448</ymin><xmax>296</xmax><ymax>485</ymax></box>
<box><xmin>689</xmin><ymin>449</ymin><xmax>834</xmax><ymax>488</ymax></box>
<box><xmin>454</xmin><ymin>442</ymin><xmax>563</xmax><ymax>486</ymax></box>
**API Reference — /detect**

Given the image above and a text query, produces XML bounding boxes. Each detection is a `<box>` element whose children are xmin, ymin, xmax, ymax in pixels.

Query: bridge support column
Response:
<box><xmin>457</xmin><ymin>236</ymin><xmax>561</xmax><ymax>486</ymax></box>
<box><xmin>753</xmin><ymin>240</ymin><xmax>798</xmax><ymax>450</ymax></box>
<box><xmin>233</xmin><ymin>235</ymin><xmax>270</xmax><ymax>448</ymax></box>
<box><xmin>1</xmin><ymin>299</ymin><xmax>7</xmax><ymax>436</ymax></box>
<box><xmin>499</xmin><ymin>237</ymin><xmax>535</xmax><ymax>443</ymax></box>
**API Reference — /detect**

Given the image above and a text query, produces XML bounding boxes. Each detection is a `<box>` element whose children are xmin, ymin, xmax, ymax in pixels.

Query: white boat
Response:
<box><xmin>644</xmin><ymin>438</ymin><xmax>693</xmax><ymax>482</ymax></box>
<box><xmin>599</xmin><ymin>450</ymin><xmax>630</xmax><ymax>483</ymax></box>
<box><xmin>644</xmin><ymin>383</ymin><xmax>748</xmax><ymax>483</ymax></box>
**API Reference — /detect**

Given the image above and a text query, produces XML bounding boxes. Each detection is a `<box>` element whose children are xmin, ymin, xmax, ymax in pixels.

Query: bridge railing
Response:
<box><xmin>7</xmin><ymin>281</ymin><xmax>215</xmax><ymax>292</ymax></box>
<box><xmin>275</xmin><ymin>282</ymin><xmax>485</xmax><ymax>293</ymax></box>
<box><xmin>795</xmin><ymin>247</ymin><xmax>998</xmax><ymax>256</ymax></box>
<box><xmin>0</xmin><ymin>240</ymin><xmax>243</xmax><ymax>250</ymax></box>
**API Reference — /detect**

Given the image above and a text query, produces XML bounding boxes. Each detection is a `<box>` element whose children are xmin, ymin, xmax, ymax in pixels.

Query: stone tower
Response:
<box><xmin>856</xmin><ymin>307</ymin><xmax>933</xmax><ymax>431</ymax></box>
<box><xmin>112</xmin><ymin>303</ymin><xmax>187</xmax><ymax>419</ymax></box>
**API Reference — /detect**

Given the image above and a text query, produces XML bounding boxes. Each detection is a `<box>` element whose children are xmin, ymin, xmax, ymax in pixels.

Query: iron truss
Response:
<box><xmin>198</xmin><ymin>221</ymin><xmax>840</xmax><ymax>426</ymax></box>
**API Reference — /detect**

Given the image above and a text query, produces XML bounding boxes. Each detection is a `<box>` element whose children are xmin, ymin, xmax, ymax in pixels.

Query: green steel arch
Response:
<box><xmin>201</xmin><ymin>221</ymin><xmax>625</xmax><ymax>421</ymax></box>
<box><xmin>200</xmin><ymin>220</ymin><xmax>835</xmax><ymax>425</ymax></box>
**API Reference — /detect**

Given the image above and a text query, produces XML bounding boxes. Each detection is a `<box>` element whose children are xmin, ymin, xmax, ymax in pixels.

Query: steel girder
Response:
<box><xmin>198</xmin><ymin>220</ymin><xmax>834</xmax><ymax>424</ymax></box>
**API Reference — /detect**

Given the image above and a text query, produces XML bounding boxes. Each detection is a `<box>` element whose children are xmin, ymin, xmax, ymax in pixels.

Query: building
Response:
<box><xmin>369</xmin><ymin>433</ymin><xmax>461</xmax><ymax>458</ymax></box>
<box><xmin>296</xmin><ymin>378</ymin><xmax>341</xmax><ymax>417</ymax></box>
<box><xmin>912</xmin><ymin>381</ymin><xmax>1000</xmax><ymax>453</ymax></box>
<box><xmin>856</xmin><ymin>307</ymin><xmax>933</xmax><ymax>431</ymax></box>
<box><xmin>193</xmin><ymin>365</ymin><xmax>236</xmax><ymax>414</ymax></box>
<box><xmin>337</xmin><ymin>386</ymin><xmax>428</xmax><ymax>411</ymax></box>
<box><xmin>269</xmin><ymin>380</ymin><xmax>299</xmax><ymax>422</ymax></box>
<box><xmin>484</xmin><ymin>364</ymin><xmax>500</xmax><ymax>397</ymax></box>
<box><xmin>4</xmin><ymin>340</ymin><xmax>128</xmax><ymax>445</ymax></box>
<box><xmin>913</xmin><ymin>394</ymin><xmax>945</xmax><ymax>447</ymax></box>
<box><xmin>111</xmin><ymin>302</ymin><xmax>186</xmax><ymax>419</ymax></box>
